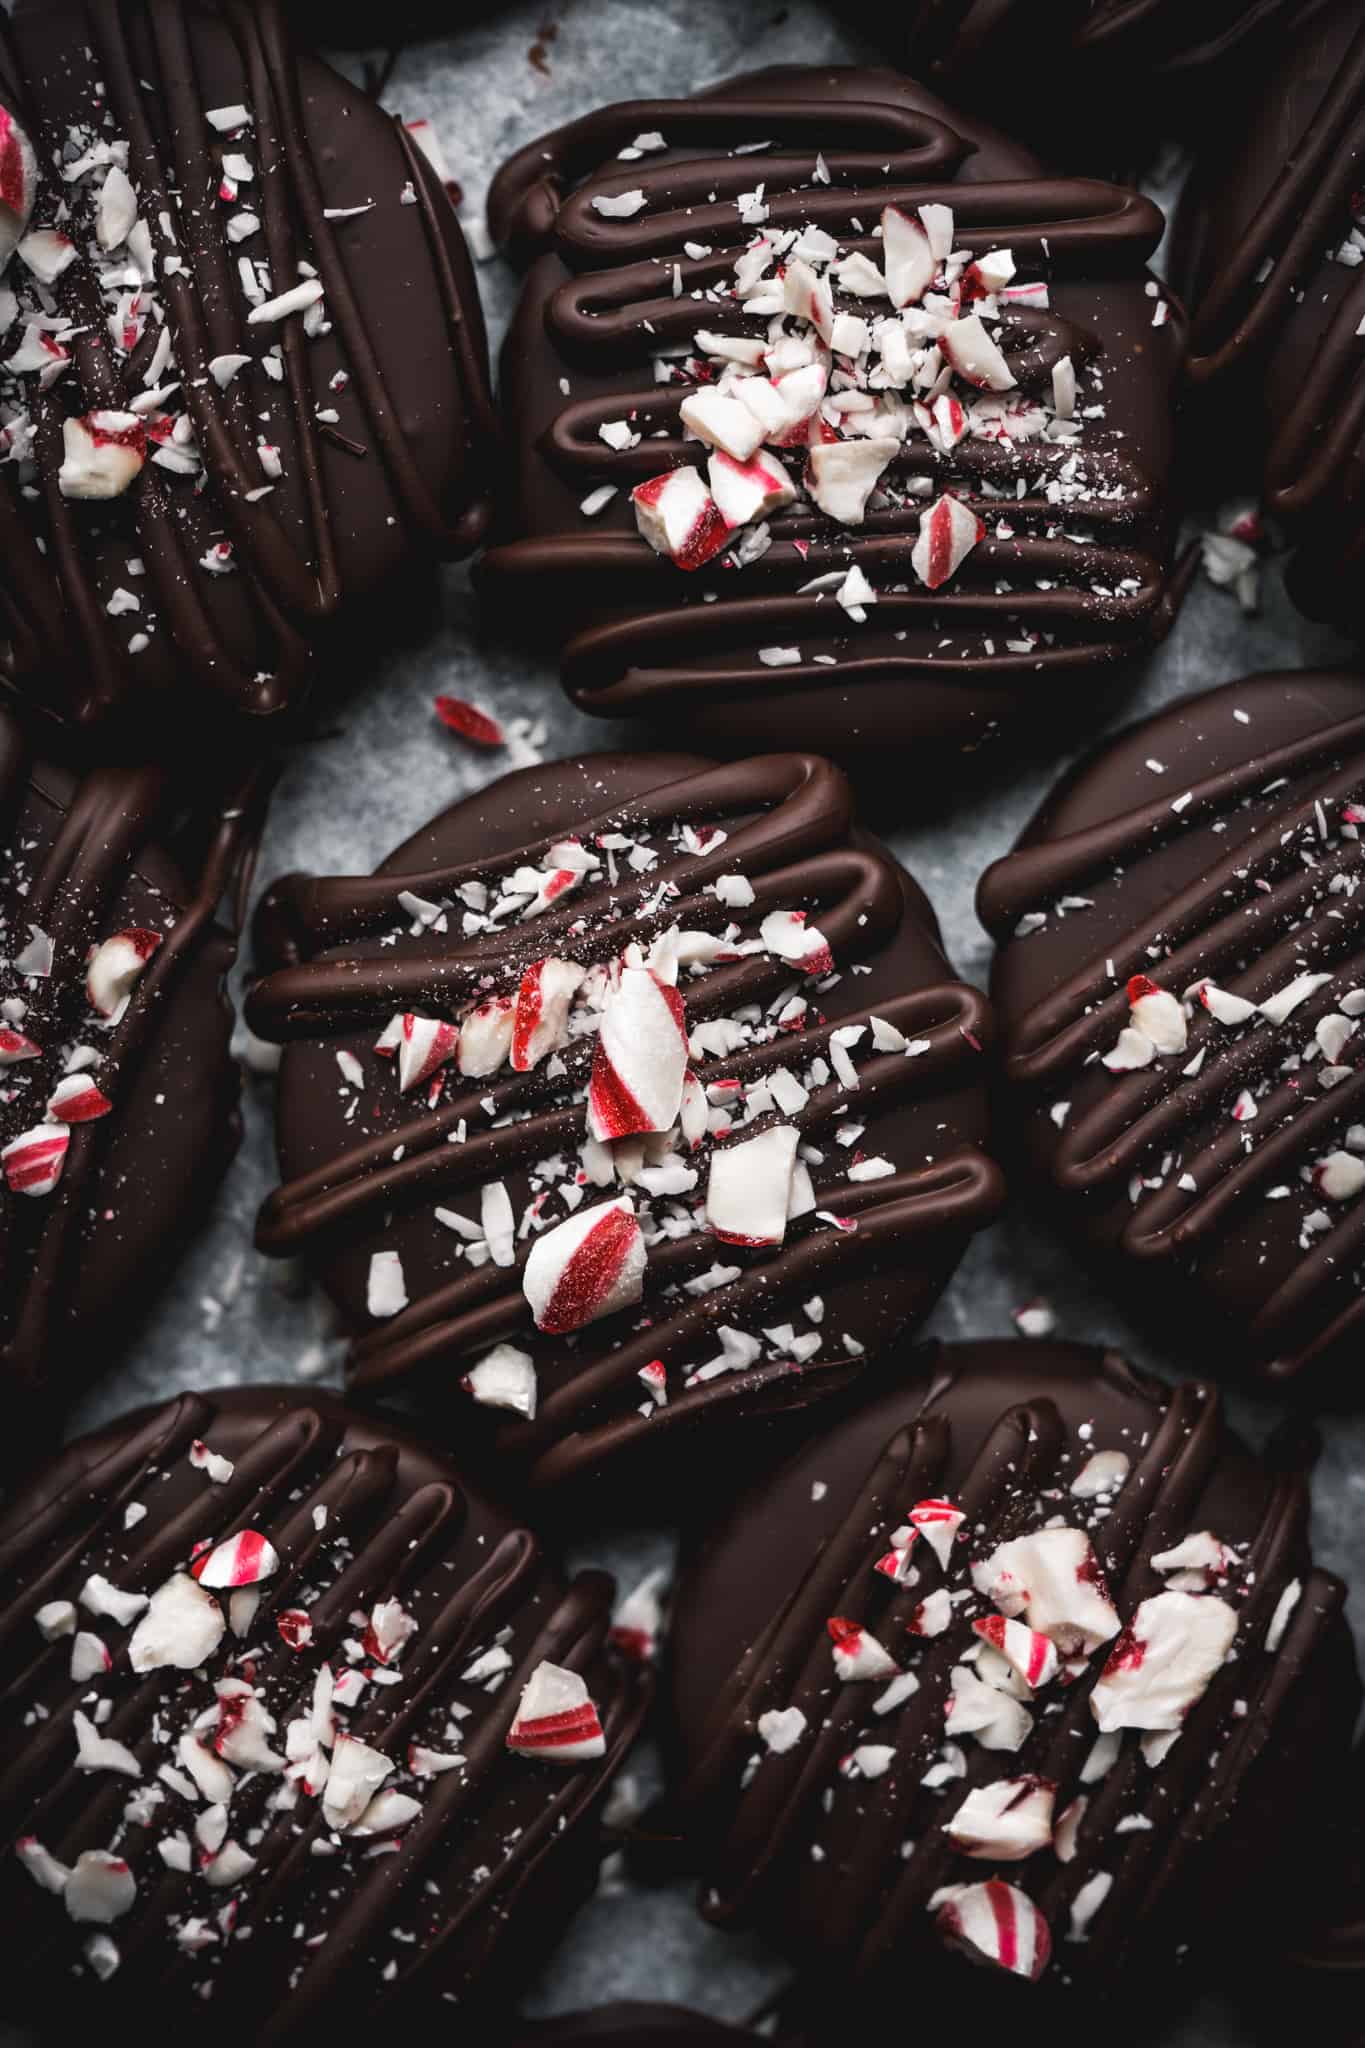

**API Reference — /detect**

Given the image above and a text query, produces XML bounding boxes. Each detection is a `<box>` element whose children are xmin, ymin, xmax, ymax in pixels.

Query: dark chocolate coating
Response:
<box><xmin>669</xmin><ymin>1337</ymin><xmax>1359</xmax><ymax>2014</ymax></box>
<box><xmin>900</xmin><ymin>0</ymin><xmax>1297</xmax><ymax>76</ymax></box>
<box><xmin>480</xmin><ymin>67</ymin><xmax>1185</xmax><ymax>760</ymax></box>
<box><xmin>0</xmin><ymin>702</ymin><xmax>244</xmax><ymax>1444</ymax></box>
<box><xmin>247</xmin><ymin>750</ymin><xmax>1001</xmax><ymax>1496</ymax></box>
<box><xmin>0</xmin><ymin>1384</ymin><xmax>648</xmax><ymax>2038</ymax></box>
<box><xmin>1175</xmin><ymin>0</ymin><xmax>1365</xmax><ymax>630</ymax></box>
<box><xmin>979</xmin><ymin>670</ymin><xmax>1365</xmax><ymax>1392</ymax></box>
<box><xmin>0</xmin><ymin>0</ymin><xmax>494</xmax><ymax>741</ymax></box>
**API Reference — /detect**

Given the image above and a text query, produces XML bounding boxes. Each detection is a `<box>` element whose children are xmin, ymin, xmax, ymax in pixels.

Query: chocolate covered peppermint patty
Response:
<box><xmin>0</xmin><ymin>0</ymin><xmax>494</xmax><ymax>741</ymax></box>
<box><xmin>0</xmin><ymin>1385</ymin><xmax>647</xmax><ymax>2035</ymax></box>
<box><xmin>247</xmin><ymin>750</ymin><xmax>1000</xmax><ymax>1495</ymax></box>
<box><xmin>668</xmin><ymin>1337</ymin><xmax>1358</xmax><ymax>2015</ymax></box>
<box><xmin>1175</xmin><ymin>0</ymin><xmax>1365</xmax><ymax>629</ymax></box>
<box><xmin>0</xmin><ymin>702</ymin><xmax>248</xmax><ymax>1445</ymax></box>
<box><xmin>979</xmin><ymin>670</ymin><xmax>1365</xmax><ymax>1392</ymax></box>
<box><xmin>481</xmin><ymin>66</ymin><xmax>1184</xmax><ymax>759</ymax></box>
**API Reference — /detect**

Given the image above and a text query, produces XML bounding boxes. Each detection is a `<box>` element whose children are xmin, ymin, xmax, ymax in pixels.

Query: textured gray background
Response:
<box><xmin>58</xmin><ymin>1</ymin><xmax>1363</xmax><ymax>2034</ymax></box>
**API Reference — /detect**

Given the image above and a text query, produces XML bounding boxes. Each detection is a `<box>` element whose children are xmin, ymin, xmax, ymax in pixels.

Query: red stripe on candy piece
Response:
<box><xmin>538</xmin><ymin>1202</ymin><xmax>640</xmax><ymax>1334</ymax></box>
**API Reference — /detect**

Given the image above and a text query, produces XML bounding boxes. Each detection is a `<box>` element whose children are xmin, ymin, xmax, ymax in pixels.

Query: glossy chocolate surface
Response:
<box><xmin>481</xmin><ymin>67</ymin><xmax>1184</xmax><ymax>758</ymax></box>
<box><xmin>1176</xmin><ymin>0</ymin><xmax>1365</xmax><ymax>628</ymax></box>
<box><xmin>0</xmin><ymin>1385</ymin><xmax>647</xmax><ymax>2036</ymax></box>
<box><xmin>0</xmin><ymin>0</ymin><xmax>494</xmax><ymax>741</ymax></box>
<box><xmin>247</xmin><ymin>750</ymin><xmax>1000</xmax><ymax>1495</ymax></box>
<box><xmin>0</xmin><ymin>702</ymin><xmax>243</xmax><ymax>1445</ymax></box>
<box><xmin>980</xmin><ymin>670</ymin><xmax>1365</xmax><ymax>1391</ymax></box>
<box><xmin>670</xmin><ymin>1337</ymin><xmax>1358</xmax><ymax>2010</ymax></box>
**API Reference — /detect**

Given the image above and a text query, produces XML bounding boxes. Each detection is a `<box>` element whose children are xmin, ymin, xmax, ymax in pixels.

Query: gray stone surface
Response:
<box><xmin>47</xmin><ymin>2</ymin><xmax>1363</xmax><ymax>2036</ymax></box>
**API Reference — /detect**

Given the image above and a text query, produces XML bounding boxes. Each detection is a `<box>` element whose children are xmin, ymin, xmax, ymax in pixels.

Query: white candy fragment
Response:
<box><xmin>706</xmin><ymin>1124</ymin><xmax>800</xmax><ymax>1247</ymax></box>
<box><xmin>128</xmin><ymin>1573</ymin><xmax>225</xmax><ymax>1673</ymax></box>
<box><xmin>806</xmin><ymin>438</ymin><xmax>897</xmax><ymax>525</ymax></box>
<box><xmin>944</xmin><ymin>1776</ymin><xmax>1055</xmax><ymax>1860</ymax></box>
<box><xmin>322</xmin><ymin>1734</ymin><xmax>393</xmax><ymax>1829</ymax></box>
<box><xmin>945</xmin><ymin>1667</ymin><xmax>1033</xmax><ymax>1751</ymax></box>
<box><xmin>464</xmin><ymin>1343</ymin><xmax>538</xmax><ymax>1421</ymax></box>
<box><xmin>827</xmin><ymin>1616</ymin><xmax>900</xmax><ymax>1682</ymax></box>
<box><xmin>1090</xmin><ymin>1591</ymin><xmax>1238</xmax><ymax>1733</ymax></box>
<box><xmin>367</xmin><ymin>1249</ymin><xmax>408</xmax><ymax>1318</ymax></box>
<box><xmin>523</xmin><ymin>1196</ymin><xmax>645</xmax><ymax>1333</ymax></box>
<box><xmin>976</xmin><ymin>1527</ymin><xmax>1120</xmax><ymax>1655</ymax></box>
<box><xmin>64</xmin><ymin>1852</ymin><xmax>137</xmax><ymax>1925</ymax></box>
<box><xmin>59</xmin><ymin>412</ymin><xmax>147</xmax><ymax>500</ymax></box>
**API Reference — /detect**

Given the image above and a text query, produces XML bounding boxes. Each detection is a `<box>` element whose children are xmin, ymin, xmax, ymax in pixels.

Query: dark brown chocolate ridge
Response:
<box><xmin>1175</xmin><ymin>0</ymin><xmax>1365</xmax><ymax>627</ymax></box>
<box><xmin>508</xmin><ymin>2009</ymin><xmax>769</xmax><ymax>2047</ymax></box>
<box><xmin>669</xmin><ymin>1337</ymin><xmax>1359</xmax><ymax>2011</ymax></box>
<box><xmin>979</xmin><ymin>669</ymin><xmax>1365</xmax><ymax>1390</ymax></box>
<box><xmin>479</xmin><ymin>67</ymin><xmax>1185</xmax><ymax>758</ymax></box>
<box><xmin>0</xmin><ymin>0</ymin><xmax>495</xmax><ymax>740</ymax></box>
<box><xmin>0</xmin><ymin>702</ymin><xmax>251</xmax><ymax>1445</ymax></box>
<box><xmin>0</xmin><ymin>1384</ymin><xmax>647</xmax><ymax>2037</ymax></box>
<box><xmin>900</xmin><ymin>0</ymin><xmax>1299</xmax><ymax>82</ymax></box>
<box><xmin>247</xmin><ymin>750</ymin><xmax>1000</xmax><ymax>1496</ymax></box>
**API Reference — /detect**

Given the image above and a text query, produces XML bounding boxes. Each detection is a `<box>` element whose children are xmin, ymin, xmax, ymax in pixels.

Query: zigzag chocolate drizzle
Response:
<box><xmin>248</xmin><ymin>751</ymin><xmax>1000</xmax><ymax>1492</ymax></box>
<box><xmin>1178</xmin><ymin>2</ymin><xmax>1365</xmax><ymax>621</ymax></box>
<box><xmin>481</xmin><ymin>68</ymin><xmax>1184</xmax><ymax>749</ymax></box>
<box><xmin>0</xmin><ymin>0</ymin><xmax>493</xmax><ymax>737</ymax></box>
<box><xmin>0</xmin><ymin>1386</ymin><xmax>646</xmax><ymax>2034</ymax></box>
<box><xmin>675</xmin><ymin>1341</ymin><xmax>1350</xmax><ymax>1998</ymax></box>
<box><xmin>979</xmin><ymin>673</ymin><xmax>1365</xmax><ymax>1386</ymax></box>
<box><xmin>0</xmin><ymin>702</ymin><xmax>251</xmax><ymax>1441</ymax></box>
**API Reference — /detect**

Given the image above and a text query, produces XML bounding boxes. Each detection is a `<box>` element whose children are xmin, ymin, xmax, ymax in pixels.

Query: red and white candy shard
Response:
<box><xmin>908</xmin><ymin>1498</ymin><xmax>965</xmax><ymax>1570</ymax></box>
<box><xmin>506</xmin><ymin>1659</ymin><xmax>607</xmax><ymax>1762</ymax></box>
<box><xmin>0</xmin><ymin>1026</ymin><xmax>40</xmax><ymax>1063</ymax></box>
<box><xmin>513</xmin><ymin>957</ymin><xmax>584</xmax><ymax>1073</ymax></box>
<box><xmin>46</xmin><ymin>1073</ymin><xmax>111</xmax><ymax>1123</ymax></box>
<box><xmin>827</xmin><ymin>1614</ymin><xmax>900</xmax><ymax>1682</ymax></box>
<box><xmin>363</xmin><ymin>1599</ymin><xmax>417</xmax><ymax>1666</ymax></box>
<box><xmin>708</xmin><ymin>446</ymin><xmax>795</xmax><ymax>526</ymax></box>
<box><xmin>1105</xmin><ymin>974</ymin><xmax>1187</xmax><ymax>1071</ymax></box>
<box><xmin>760</xmin><ymin>907</ymin><xmax>833</xmax><ymax>975</ymax></box>
<box><xmin>909</xmin><ymin>1588</ymin><xmax>953</xmax><ymax>1636</ymax></box>
<box><xmin>972</xmin><ymin>1614</ymin><xmax>1059</xmax><ymax>1693</ymax></box>
<box><xmin>632</xmin><ymin>466</ymin><xmax>732</xmax><ymax>570</ymax></box>
<box><xmin>945</xmin><ymin>1667</ymin><xmax>1032</xmax><ymax>1752</ymax></box>
<box><xmin>463</xmin><ymin>1341</ymin><xmax>537</xmax><ymax>1420</ymax></box>
<box><xmin>881</xmin><ymin>204</ymin><xmax>936</xmax><ymax>307</ymax></box>
<box><xmin>128</xmin><ymin>1573</ymin><xmax>225</xmax><ymax>1674</ymax></box>
<box><xmin>58</xmin><ymin>410</ymin><xmax>147</xmax><ymax>500</ymax></box>
<box><xmin>2</xmin><ymin>1122</ymin><xmax>69</xmax><ymax>1196</ymax></box>
<box><xmin>806</xmin><ymin>437</ymin><xmax>897</xmax><ymax>525</ymax></box>
<box><xmin>87</xmin><ymin>927</ymin><xmax>161</xmax><ymax>1020</ymax></box>
<box><xmin>523</xmin><ymin>1194</ymin><xmax>646</xmax><ymax>1334</ymax></box>
<box><xmin>587</xmin><ymin>965</ymin><xmax>687</xmax><ymax>1140</ymax></box>
<box><xmin>911</xmin><ymin>493</ymin><xmax>983</xmax><ymax>591</ymax></box>
<box><xmin>1090</xmin><ymin>1590</ymin><xmax>1238</xmax><ymax>1734</ymax></box>
<box><xmin>0</xmin><ymin>105</ymin><xmax>37</xmax><ymax>273</ymax></box>
<box><xmin>190</xmin><ymin>1529</ymin><xmax>280</xmax><ymax>1590</ymax></box>
<box><xmin>706</xmin><ymin>1123</ymin><xmax>800</xmax><ymax>1247</ymax></box>
<box><xmin>934</xmin><ymin>1878</ymin><xmax>1052</xmax><ymax>1982</ymax></box>
<box><xmin>944</xmin><ymin>1776</ymin><xmax>1056</xmax><ymax>1861</ymax></box>
<box><xmin>451</xmin><ymin>994</ymin><xmax>513</xmax><ymax>1076</ymax></box>
<box><xmin>322</xmin><ymin>1734</ymin><xmax>393</xmax><ymax>1830</ymax></box>
<box><xmin>875</xmin><ymin>1542</ymin><xmax>919</xmax><ymax>1588</ymax></box>
<box><xmin>397</xmin><ymin>1013</ymin><xmax>459</xmax><ymax>1092</ymax></box>
<box><xmin>977</xmin><ymin>1527</ymin><xmax>1120</xmax><ymax>1656</ymax></box>
<box><xmin>609</xmin><ymin>1567</ymin><xmax>667</xmax><ymax>1664</ymax></box>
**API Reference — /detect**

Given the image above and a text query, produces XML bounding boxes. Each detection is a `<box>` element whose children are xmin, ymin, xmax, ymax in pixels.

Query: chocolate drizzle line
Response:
<box><xmin>1180</xmin><ymin>5</ymin><xmax>1365</xmax><ymax>612</ymax></box>
<box><xmin>0</xmin><ymin>1388</ymin><xmax>647</xmax><ymax>2032</ymax></box>
<box><xmin>248</xmin><ymin>752</ymin><xmax>1000</xmax><ymax>1490</ymax></box>
<box><xmin>0</xmin><ymin>0</ymin><xmax>494</xmax><ymax>735</ymax></box>
<box><xmin>978</xmin><ymin>683</ymin><xmax>1365</xmax><ymax>1382</ymax></box>
<box><xmin>481</xmin><ymin>70</ymin><xmax>1184</xmax><ymax>740</ymax></box>
<box><xmin>681</xmin><ymin>1349</ymin><xmax>1342</xmax><ymax>1987</ymax></box>
<box><xmin>0</xmin><ymin>705</ymin><xmax>254</xmax><ymax>1434</ymax></box>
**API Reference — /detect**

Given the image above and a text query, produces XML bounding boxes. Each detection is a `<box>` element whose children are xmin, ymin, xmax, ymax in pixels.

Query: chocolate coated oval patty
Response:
<box><xmin>0</xmin><ymin>1385</ymin><xmax>647</xmax><ymax>2037</ymax></box>
<box><xmin>669</xmin><ymin>1337</ymin><xmax>1358</xmax><ymax>2018</ymax></box>
<box><xmin>980</xmin><ymin>670</ymin><xmax>1365</xmax><ymax>1393</ymax></box>
<box><xmin>481</xmin><ymin>66</ymin><xmax>1184</xmax><ymax>763</ymax></box>
<box><xmin>247</xmin><ymin>749</ymin><xmax>1000</xmax><ymax>1497</ymax></box>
